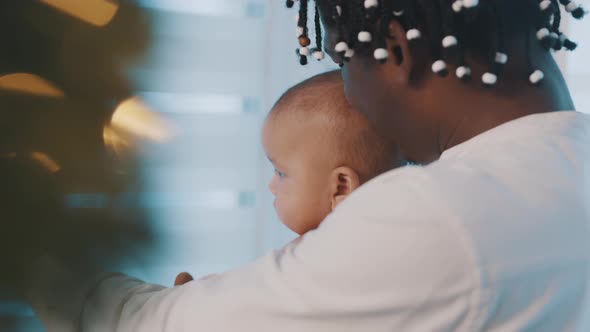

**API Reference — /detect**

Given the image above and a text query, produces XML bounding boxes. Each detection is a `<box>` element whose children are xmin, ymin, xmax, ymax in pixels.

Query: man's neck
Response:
<box><xmin>436</xmin><ymin>77</ymin><xmax>573</xmax><ymax>160</ymax></box>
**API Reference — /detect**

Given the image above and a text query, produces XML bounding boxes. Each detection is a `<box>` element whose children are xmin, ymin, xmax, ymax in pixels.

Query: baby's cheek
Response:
<box><xmin>274</xmin><ymin>198</ymin><xmax>290</xmax><ymax>221</ymax></box>
<box><xmin>277</xmin><ymin>203</ymin><xmax>307</xmax><ymax>234</ymax></box>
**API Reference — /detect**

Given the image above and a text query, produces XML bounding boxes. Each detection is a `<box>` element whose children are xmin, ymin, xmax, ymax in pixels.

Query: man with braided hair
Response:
<box><xmin>26</xmin><ymin>1</ymin><xmax>590</xmax><ymax>331</ymax></box>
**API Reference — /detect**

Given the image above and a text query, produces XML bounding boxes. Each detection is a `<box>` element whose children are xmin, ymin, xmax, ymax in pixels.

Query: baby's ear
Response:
<box><xmin>330</xmin><ymin>166</ymin><xmax>360</xmax><ymax>211</ymax></box>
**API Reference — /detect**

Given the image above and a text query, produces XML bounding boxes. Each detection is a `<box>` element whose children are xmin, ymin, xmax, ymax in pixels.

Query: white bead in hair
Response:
<box><xmin>463</xmin><ymin>0</ymin><xmax>479</xmax><ymax>8</ymax></box>
<box><xmin>296</xmin><ymin>26</ymin><xmax>304</xmax><ymax>37</ymax></box>
<box><xmin>335</xmin><ymin>41</ymin><xmax>349</xmax><ymax>53</ymax></box>
<box><xmin>452</xmin><ymin>1</ymin><xmax>464</xmax><ymax>13</ymax></box>
<box><xmin>336</xmin><ymin>5</ymin><xmax>342</xmax><ymax>16</ymax></box>
<box><xmin>364</xmin><ymin>0</ymin><xmax>378</xmax><ymax>9</ymax></box>
<box><xmin>299</xmin><ymin>47</ymin><xmax>309</xmax><ymax>56</ymax></box>
<box><xmin>406</xmin><ymin>29</ymin><xmax>422</xmax><ymax>40</ymax></box>
<box><xmin>495</xmin><ymin>52</ymin><xmax>508</xmax><ymax>64</ymax></box>
<box><xmin>442</xmin><ymin>35</ymin><xmax>458</xmax><ymax>48</ymax></box>
<box><xmin>482</xmin><ymin>72</ymin><xmax>498</xmax><ymax>85</ymax></box>
<box><xmin>374</xmin><ymin>48</ymin><xmax>388</xmax><ymax>60</ymax></box>
<box><xmin>358</xmin><ymin>31</ymin><xmax>372</xmax><ymax>42</ymax></box>
<box><xmin>393</xmin><ymin>10</ymin><xmax>404</xmax><ymax>16</ymax></box>
<box><xmin>539</xmin><ymin>0</ymin><xmax>552</xmax><ymax>11</ymax></box>
<box><xmin>432</xmin><ymin>60</ymin><xmax>447</xmax><ymax>73</ymax></box>
<box><xmin>344</xmin><ymin>48</ymin><xmax>355</xmax><ymax>58</ymax></box>
<box><xmin>456</xmin><ymin>66</ymin><xmax>471</xmax><ymax>79</ymax></box>
<box><xmin>566</xmin><ymin>1</ymin><xmax>579</xmax><ymax>12</ymax></box>
<box><xmin>313</xmin><ymin>50</ymin><xmax>325</xmax><ymax>60</ymax></box>
<box><xmin>536</xmin><ymin>28</ymin><xmax>550</xmax><ymax>40</ymax></box>
<box><xmin>529</xmin><ymin>70</ymin><xmax>544</xmax><ymax>84</ymax></box>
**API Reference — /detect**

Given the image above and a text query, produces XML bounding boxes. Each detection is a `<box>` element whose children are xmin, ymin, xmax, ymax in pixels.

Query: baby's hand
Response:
<box><xmin>173</xmin><ymin>237</ymin><xmax>305</xmax><ymax>287</ymax></box>
<box><xmin>174</xmin><ymin>272</ymin><xmax>194</xmax><ymax>286</ymax></box>
<box><xmin>174</xmin><ymin>272</ymin><xmax>219</xmax><ymax>286</ymax></box>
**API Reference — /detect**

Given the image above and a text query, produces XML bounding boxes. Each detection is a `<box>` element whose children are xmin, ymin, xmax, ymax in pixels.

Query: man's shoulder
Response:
<box><xmin>334</xmin><ymin>165</ymin><xmax>454</xmax><ymax>224</ymax></box>
<box><xmin>335</xmin><ymin>154</ymin><xmax>544</xmax><ymax>225</ymax></box>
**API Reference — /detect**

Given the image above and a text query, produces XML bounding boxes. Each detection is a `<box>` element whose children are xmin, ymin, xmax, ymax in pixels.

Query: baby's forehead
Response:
<box><xmin>272</xmin><ymin>71</ymin><xmax>347</xmax><ymax>115</ymax></box>
<box><xmin>270</xmin><ymin>91</ymin><xmax>355</xmax><ymax>130</ymax></box>
<box><xmin>266</xmin><ymin>70</ymin><xmax>367</xmax><ymax>149</ymax></box>
<box><xmin>264</xmin><ymin>112</ymin><xmax>344</xmax><ymax>168</ymax></box>
<box><xmin>268</xmin><ymin>102</ymin><xmax>367</xmax><ymax>157</ymax></box>
<box><xmin>269</xmin><ymin>100</ymin><xmax>353</xmax><ymax>137</ymax></box>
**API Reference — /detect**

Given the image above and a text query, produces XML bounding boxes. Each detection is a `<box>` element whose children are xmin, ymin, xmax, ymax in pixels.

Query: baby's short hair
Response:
<box><xmin>270</xmin><ymin>70</ymin><xmax>395</xmax><ymax>183</ymax></box>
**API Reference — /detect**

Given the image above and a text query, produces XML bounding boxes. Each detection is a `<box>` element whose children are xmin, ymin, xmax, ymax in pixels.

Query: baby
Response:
<box><xmin>263</xmin><ymin>70</ymin><xmax>400</xmax><ymax>235</ymax></box>
<box><xmin>174</xmin><ymin>70</ymin><xmax>398</xmax><ymax>286</ymax></box>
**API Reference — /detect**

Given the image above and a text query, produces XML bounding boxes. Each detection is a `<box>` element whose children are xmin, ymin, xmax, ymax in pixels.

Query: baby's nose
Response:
<box><xmin>268</xmin><ymin>179</ymin><xmax>277</xmax><ymax>196</ymax></box>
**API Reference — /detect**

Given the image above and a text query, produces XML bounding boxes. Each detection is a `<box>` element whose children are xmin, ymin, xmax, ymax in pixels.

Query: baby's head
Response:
<box><xmin>263</xmin><ymin>70</ymin><xmax>399</xmax><ymax>235</ymax></box>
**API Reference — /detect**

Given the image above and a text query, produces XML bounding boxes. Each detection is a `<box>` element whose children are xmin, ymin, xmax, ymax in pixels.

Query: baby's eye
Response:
<box><xmin>275</xmin><ymin>169</ymin><xmax>286</xmax><ymax>178</ymax></box>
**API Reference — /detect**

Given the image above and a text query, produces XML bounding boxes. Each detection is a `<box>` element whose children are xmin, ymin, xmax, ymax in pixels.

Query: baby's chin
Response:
<box><xmin>281</xmin><ymin>221</ymin><xmax>305</xmax><ymax>236</ymax></box>
<box><xmin>281</xmin><ymin>218</ymin><xmax>321</xmax><ymax>236</ymax></box>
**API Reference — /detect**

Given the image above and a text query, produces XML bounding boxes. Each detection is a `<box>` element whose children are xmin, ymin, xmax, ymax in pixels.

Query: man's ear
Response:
<box><xmin>384</xmin><ymin>19</ymin><xmax>427</xmax><ymax>85</ymax></box>
<box><xmin>330</xmin><ymin>166</ymin><xmax>360</xmax><ymax>211</ymax></box>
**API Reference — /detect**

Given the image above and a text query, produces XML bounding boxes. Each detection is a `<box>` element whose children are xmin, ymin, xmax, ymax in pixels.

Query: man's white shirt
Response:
<box><xmin>31</xmin><ymin>111</ymin><xmax>590</xmax><ymax>331</ymax></box>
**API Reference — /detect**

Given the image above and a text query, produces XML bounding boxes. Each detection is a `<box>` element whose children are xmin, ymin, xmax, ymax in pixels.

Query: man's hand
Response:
<box><xmin>174</xmin><ymin>272</ymin><xmax>194</xmax><ymax>286</ymax></box>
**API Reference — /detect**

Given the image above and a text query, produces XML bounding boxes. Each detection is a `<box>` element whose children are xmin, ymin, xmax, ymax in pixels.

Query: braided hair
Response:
<box><xmin>288</xmin><ymin>0</ymin><xmax>586</xmax><ymax>86</ymax></box>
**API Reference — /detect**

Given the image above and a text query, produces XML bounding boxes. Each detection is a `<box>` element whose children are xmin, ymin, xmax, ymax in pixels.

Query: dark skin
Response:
<box><xmin>323</xmin><ymin>20</ymin><xmax>575</xmax><ymax>164</ymax></box>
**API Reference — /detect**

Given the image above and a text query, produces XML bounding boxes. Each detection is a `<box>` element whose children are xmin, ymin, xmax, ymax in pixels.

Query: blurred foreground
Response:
<box><xmin>0</xmin><ymin>1</ymin><xmax>171</xmax><ymax>329</ymax></box>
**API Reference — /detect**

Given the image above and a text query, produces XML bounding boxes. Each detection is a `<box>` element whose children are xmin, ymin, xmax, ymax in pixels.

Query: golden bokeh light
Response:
<box><xmin>103</xmin><ymin>96</ymin><xmax>174</xmax><ymax>154</ymax></box>
<box><xmin>111</xmin><ymin>97</ymin><xmax>172</xmax><ymax>142</ymax></box>
<box><xmin>40</xmin><ymin>0</ymin><xmax>119</xmax><ymax>27</ymax></box>
<box><xmin>0</xmin><ymin>73</ymin><xmax>64</xmax><ymax>98</ymax></box>
<box><xmin>102</xmin><ymin>125</ymin><xmax>130</xmax><ymax>156</ymax></box>
<box><xmin>31</xmin><ymin>151</ymin><xmax>61</xmax><ymax>173</ymax></box>
<box><xmin>2</xmin><ymin>151</ymin><xmax>61</xmax><ymax>173</ymax></box>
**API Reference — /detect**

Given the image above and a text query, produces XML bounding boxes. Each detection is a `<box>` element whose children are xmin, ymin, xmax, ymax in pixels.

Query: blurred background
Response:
<box><xmin>118</xmin><ymin>0</ymin><xmax>337</xmax><ymax>281</ymax></box>
<box><xmin>0</xmin><ymin>0</ymin><xmax>588</xmax><ymax>330</ymax></box>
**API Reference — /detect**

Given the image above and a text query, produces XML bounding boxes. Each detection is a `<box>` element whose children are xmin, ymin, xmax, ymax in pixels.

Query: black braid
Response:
<box><xmin>374</xmin><ymin>1</ymin><xmax>393</xmax><ymax>63</ymax></box>
<box><xmin>551</xmin><ymin>0</ymin><xmax>564</xmax><ymax>51</ymax></box>
<box><xmin>450</xmin><ymin>2</ymin><xmax>471</xmax><ymax>81</ymax></box>
<box><xmin>525</xmin><ymin>8</ymin><xmax>534</xmax><ymax>79</ymax></box>
<box><xmin>563</xmin><ymin>34</ymin><xmax>578</xmax><ymax>51</ymax></box>
<box><xmin>559</xmin><ymin>0</ymin><xmax>587</xmax><ymax>20</ymax></box>
<box><xmin>525</xmin><ymin>4</ymin><xmax>544</xmax><ymax>86</ymax></box>
<box><xmin>404</xmin><ymin>0</ymin><xmax>422</xmax><ymax>47</ymax></box>
<box><xmin>364</xmin><ymin>1</ymin><xmax>382</xmax><ymax>47</ymax></box>
<box><xmin>332</xmin><ymin>0</ymin><xmax>348</xmax><ymax>61</ymax></box>
<box><xmin>313</xmin><ymin>3</ymin><xmax>324</xmax><ymax>59</ymax></box>
<box><xmin>488</xmin><ymin>0</ymin><xmax>507</xmax><ymax>84</ymax></box>
<box><xmin>298</xmin><ymin>0</ymin><xmax>309</xmax><ymax>65</ymax></box>
<box><xmin>557</xmin><ymin>0</ymin><xmax>581</xmax><ymax>50</ymax></box>
<box><xmin>358</xmin><ymin>1</ymin><xmax>371</xmax><ymax>48</ymax></box>
<box><xmin>298</xmin><ymin>0</ymin><xmax>309</xmax><ymax>34</ymax></box>
<box><xmin>293</xmin><ymin>0</ymin><xmax>585</xmax><ymax>86</ymax></box>
<box><xmin>535</xmin><ymin>0</ymin><xmax>555</xmax><ymax>51</ymax></box>
<box><xmin>348</xmin><ymin>0</ymin><xmax>368</xmax><ymax>54</ymax></box>
<box><xmin>441</xmin><ymin>0</ymin><xmax>460</xmax><ymax>63</ymax></box>
<box><xmin>430</xmin><ymin>0</ymin><xmax>449</xmax><ymax>77</ymax></box>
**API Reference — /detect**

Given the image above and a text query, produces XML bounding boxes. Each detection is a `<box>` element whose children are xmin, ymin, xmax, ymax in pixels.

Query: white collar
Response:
<box><xmin>440</xmin><ymin>111</ymin><xmax>587</xmax><ymax>160</ymax></box>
